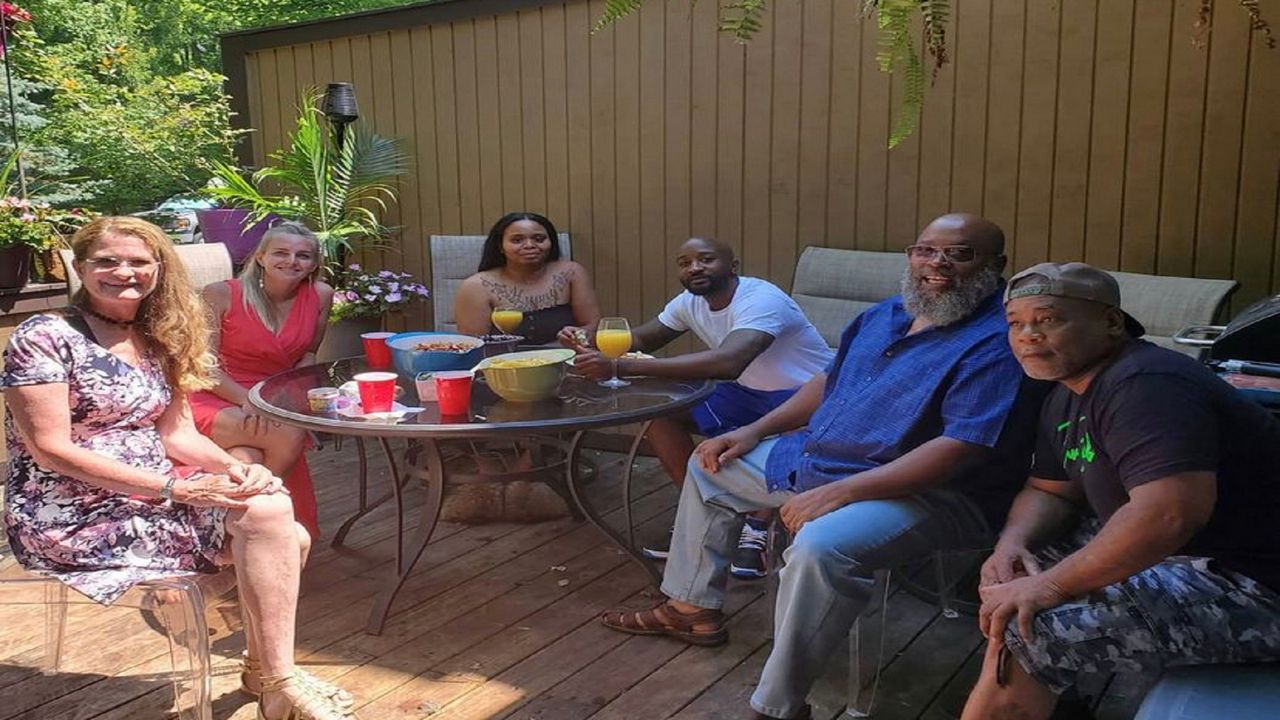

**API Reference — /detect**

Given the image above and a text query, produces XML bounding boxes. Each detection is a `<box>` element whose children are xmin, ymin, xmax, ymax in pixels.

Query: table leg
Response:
<box><xmin>563</xmin><ymin>430</ymin><xmax>661</xmax><ymax>586</ymax></box>
<box><xmin>365</xmin><ymin>438</ymin><xmax>446</xmax><ymax>635</ymax></box>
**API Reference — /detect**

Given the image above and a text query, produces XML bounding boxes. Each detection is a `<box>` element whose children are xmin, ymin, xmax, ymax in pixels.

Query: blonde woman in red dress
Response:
<box><xmin>190</xmin><ymin>222</ymin><xmax>333</xmax><ymax>539</ymax></box>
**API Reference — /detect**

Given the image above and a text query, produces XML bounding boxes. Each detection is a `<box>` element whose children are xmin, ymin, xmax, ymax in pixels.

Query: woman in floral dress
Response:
<box><xmin>2</xmin><ymin>217</ymin><xmax>357</xmax><ymax>720</ymax></box>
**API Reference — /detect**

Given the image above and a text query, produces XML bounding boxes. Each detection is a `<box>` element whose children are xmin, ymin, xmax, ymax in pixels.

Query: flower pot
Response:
<box><xmin>0</xmin><ymin>245</ymin><xmax>32</xmax><ymax>290</ymax></box>
<box><xmin>317</xmin><ymin>315</ymin><xmax>380</xmax><ymax>362</ymax></box>
<box><xmin>33</xmin><ymin>248</ymin><xmax>67</xmax><ymax>283</ymax></box>
<box><xmin>194</xmin><ymin>209</ymin><xmax>276</xmax><ymax>267</ymax></box>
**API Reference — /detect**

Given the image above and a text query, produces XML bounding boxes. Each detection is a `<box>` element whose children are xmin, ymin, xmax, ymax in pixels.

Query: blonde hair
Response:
<box><xmin>70</xmin><ymin>217</ymin><xmax>218</xmax><ymax>392</ymax></box>
<box><xmin>236</xmin><ymin>221</ymin><xmax>322</xmax><ymax>333</ymax></box>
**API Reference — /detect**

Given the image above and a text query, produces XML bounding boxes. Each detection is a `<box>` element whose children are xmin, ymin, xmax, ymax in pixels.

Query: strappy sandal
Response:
<box><xmin>600</xmin><ymin>600</ymin><xmax>728</xmax><ymax>646</ymax></box>
<box><xmin>240</xmin><ymin>652</ymin><xmax>355</xmax><ymax>709</ymax></box>
<box><xmin>255</xmin><ymin>670</ymin><xmax>359</xmax><ymax>720</ymax></box>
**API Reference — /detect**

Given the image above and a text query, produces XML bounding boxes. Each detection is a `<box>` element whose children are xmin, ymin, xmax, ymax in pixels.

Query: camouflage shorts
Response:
<box><xmin>1004</xmin><ymin>520</ymin><xmax>1280</xmax><ymax>694</ymax></box>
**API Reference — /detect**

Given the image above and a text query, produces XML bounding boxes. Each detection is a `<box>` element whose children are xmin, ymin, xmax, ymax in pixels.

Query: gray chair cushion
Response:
<box><xmin>1135</xmin><ymin>664</ymin><xmax>1280</xmax><ymax>719</ymax></box>
<box><xmin>1107</xmin><ymin>270</ymin><xmax>1237</xmax><ymax>356</ymax></box>
<box><xmin>429</xmin><ymin>234</ymin><xmax>572</xmax><ymax>332</ymax></box>
<box><xmin>58</xmin><ymin>243</ymin><xmax>234</xmax><ymax>299</ymax></box>
<box><xmin>790</xmin><ymin>247</ymin><xmax>907</xmax><ymax>347</ymax></box>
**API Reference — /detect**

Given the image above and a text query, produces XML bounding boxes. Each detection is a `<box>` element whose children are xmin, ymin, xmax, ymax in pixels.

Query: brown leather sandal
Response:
<box><xmin>600</xmin><ymin>600</ymin><xmax>728</xmax><ymax>646</ymax></box>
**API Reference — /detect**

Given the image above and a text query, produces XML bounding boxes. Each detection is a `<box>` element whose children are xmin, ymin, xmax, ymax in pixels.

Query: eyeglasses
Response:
<box><xmin>904</xmin><ymin>244</ymin><xmax>978</xmax><ymax>263</ymax></box>
<box><xmin>85</xmin><ymin>257</ymin><xmax>162</xmax><ymax>272</ymax></box>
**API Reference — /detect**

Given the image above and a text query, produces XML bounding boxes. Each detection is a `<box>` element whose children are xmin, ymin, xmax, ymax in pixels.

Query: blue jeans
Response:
<box><xmin>659</xmin><ymin>439</ymin><xmax>992</xmax><ymax>719</ymax></box>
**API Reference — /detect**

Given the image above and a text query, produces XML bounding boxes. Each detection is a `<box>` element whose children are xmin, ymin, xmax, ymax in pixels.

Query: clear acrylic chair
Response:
<box><xmin>0</xmin><ymin>568</ymin><xmax>234</xmax><ymax>720</ymax></box>
<box><xmin>765</xmin><ymin>521</ymin><xmax>985</xmax><ymax>718</ymax></box>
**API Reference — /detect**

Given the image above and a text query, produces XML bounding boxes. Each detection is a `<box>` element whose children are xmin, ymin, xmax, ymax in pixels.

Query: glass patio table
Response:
<box><xmin>248</xmin><ymin>357</ymin><xmax>713</xmax><ymax>634</ymax></box>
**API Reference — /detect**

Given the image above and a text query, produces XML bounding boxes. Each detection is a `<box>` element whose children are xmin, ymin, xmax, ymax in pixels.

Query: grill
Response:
<box><xmin>1175</xmin><ymin>294</ymin><xmax>1280</xmax><ymax>415</ymax></box>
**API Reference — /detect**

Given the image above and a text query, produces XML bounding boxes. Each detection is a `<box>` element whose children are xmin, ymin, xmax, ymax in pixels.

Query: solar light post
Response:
<box><xmin>321</xmin><ymin>82</ymin><xmax>359</xmax><ymax>152</ymax></box>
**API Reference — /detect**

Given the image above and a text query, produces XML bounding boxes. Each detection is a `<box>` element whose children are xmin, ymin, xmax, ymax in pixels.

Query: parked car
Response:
<box><xmin>132</xmin><ymin>195</ymin><xmax>218</xmax><ymax>244</ymax></box>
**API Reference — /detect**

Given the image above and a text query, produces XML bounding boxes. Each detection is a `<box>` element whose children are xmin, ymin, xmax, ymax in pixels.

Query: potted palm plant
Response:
<box><xmin>204</xmin><ymin>88</ymin><xmax>409</xmax><ymax>272</ymax></box>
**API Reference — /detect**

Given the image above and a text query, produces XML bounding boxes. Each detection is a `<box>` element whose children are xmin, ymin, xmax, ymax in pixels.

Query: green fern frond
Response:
<box><xmin>720</xmin><ymin>0</ymin><xmax>769</xmax><ymax>43</ymax></box>
<box><xmin>593</xmin><ymin>0</ymin><xmax>647</xmax><ymax>33</ymax></box>
<box><xmin>873</xmin><ymin>0</ymin><xmax>925</xmax><ymax>148</ymax></box>
<box><xmin>920</xmin><ymin>0</ymin><xmax>949</xmax><ymax>77</ymax></box>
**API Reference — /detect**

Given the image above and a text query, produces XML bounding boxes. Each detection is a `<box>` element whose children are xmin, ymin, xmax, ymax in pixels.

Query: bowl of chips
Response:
<box><xmin>386</xmin><ymin>332</ymin><xmax>485</xmax><ymax>376</ymax></box>
<box><xmin>473</xmin><ymin>348</ymin><xmax>575</xmax><ymax>402</ymax></box>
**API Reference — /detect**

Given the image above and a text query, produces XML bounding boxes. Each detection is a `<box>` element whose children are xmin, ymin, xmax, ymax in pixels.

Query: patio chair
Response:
<box><xmin>428</xmin><ymin>233</ymin><xmax>572</xmax><ymax>333</ymax></box>
<box><xmin>0</xmin><ymin>565</ymin><xmax>236</xmax><ymax>720</ymax></box>
<box><xmin>1106</xmin><ymin>270</ymin><xmax>1237</xmax><ymax>356</ymax></box>
<box><xmin>790</xmin><ymin>247</ymin><xmax>907</xmax><ymax>348</ymax></box>
<box><xmin>1134</xmin><ymin>664</ymin><xmax>1280</xmax><ymax>719</ymax></box>
<box><xmin>58</xmin><ymin>242</ymin><xmax>235</xmax><ymax>299</ymax></box>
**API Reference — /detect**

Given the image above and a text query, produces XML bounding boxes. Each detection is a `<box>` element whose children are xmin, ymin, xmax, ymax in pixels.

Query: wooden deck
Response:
<box><xmin>0</xmin><ymin>444</ymin><xmax>1143</xmax><ymax>720</ymax></box>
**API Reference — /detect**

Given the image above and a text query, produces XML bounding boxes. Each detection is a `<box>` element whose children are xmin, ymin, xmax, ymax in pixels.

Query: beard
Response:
<box><xmin>900</xmin><ymin>264</ymin><xmax>1003</xmax><ymax>327</ymax></box>
<box><xmin>683</xmin><ymin>273</ymin><xmax>733</xmax><ymax>296</ymax></box>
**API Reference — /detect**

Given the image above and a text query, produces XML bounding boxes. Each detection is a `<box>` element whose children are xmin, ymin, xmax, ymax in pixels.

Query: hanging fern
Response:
<box><xmin>919</xmin><ymin>0</ymin><xmax>949</xmax><ymax>77</ymax></box>
<box><xmin>869</xmin><ymin>0</ymin><xmax>925</xmax><ymax>148</ymax></box>
<box><xmin>593</xmin><ymin>0</ymin><xmax>646</xmax><ymax>33</ymax></box>
<box><xmin>720</xmin><ymin>0</ymin><xmax>770</xmax><ymax>43</ymax></box>
<box><xmin>1195</xmin><ymin>0</ymin><xmax>1276</xmax><ymax>48</ymax></box>
<box><xmin>593</xmin><ymin>0</ymin><xmax>1272</xmax><ymax>149</ymax></box>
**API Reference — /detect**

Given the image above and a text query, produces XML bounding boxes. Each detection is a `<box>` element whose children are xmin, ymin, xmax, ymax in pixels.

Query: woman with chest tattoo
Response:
<box><xmin>455</xmin><ymin>212</ymin><xmax>601</xmax><ymax>345</ymax></box>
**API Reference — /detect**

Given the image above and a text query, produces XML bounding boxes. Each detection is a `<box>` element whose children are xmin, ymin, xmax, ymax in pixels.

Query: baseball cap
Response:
<box><xmin>1004</xmin><ymin>262</ymin><xmax>1146</xmax><ymax>337</ymax></box>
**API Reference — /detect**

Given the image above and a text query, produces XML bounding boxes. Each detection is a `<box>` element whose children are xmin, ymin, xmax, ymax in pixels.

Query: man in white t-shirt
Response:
<box><xmin>560</xmin><ymin>237</ymin><xmax>833</xmax><ymax>576</ymax></box>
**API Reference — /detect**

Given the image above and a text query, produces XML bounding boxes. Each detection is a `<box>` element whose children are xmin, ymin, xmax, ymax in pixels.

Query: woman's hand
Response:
<box><xmin>558</xmin><ymin>326</ymin><xmax>591</xmax><ymax>350</ymax></box>
<box><xmin>174</xmin><ymin>473</ymin><xmax>255</xmax><ymax>508</ymax></box>
<box><xmin>238</xmin><ymin>399</ymin><xmax>273</xmax><ymax>435</ymax></box>
<box><xmin>226</xmin><ymin>462</ymin><xmax>287</xmax><ymax>497</ymax></box>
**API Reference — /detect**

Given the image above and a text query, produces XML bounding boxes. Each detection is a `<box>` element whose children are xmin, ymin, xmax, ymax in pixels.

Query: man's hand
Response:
<box><xmin>573</xmin><ymin>349</ymin><xmax>614</xmax><ymax>380</ymax></box>
<box><xmin>692</xmin><ymin>428</ymin><xmax>761</xmax><ymax>473</ymax></box>
<box><xmin>978</xmin><ymin>574</ymin><xmax>1068</xmax><ymax>646</ymax></box>
<box><xmin>779</xmin><ymin>483</ymin><xmax>850</xmax><ymax>534</ymax></box>
<box><xmin>558</xmin><ymin>326</ymin><xmax>591</xmax><ymax>350</ymax></box>
<box><xmin>979</xmin><ymin>541</ymin><xmax>1043</xmax><ymax>587</ymax></box>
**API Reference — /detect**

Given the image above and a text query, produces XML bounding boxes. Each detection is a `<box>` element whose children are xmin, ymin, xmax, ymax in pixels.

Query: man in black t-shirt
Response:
<box><xmin>961</xmin><ymin>262</ymin><xmax>1280</xmax><ymax>720</ymax></box>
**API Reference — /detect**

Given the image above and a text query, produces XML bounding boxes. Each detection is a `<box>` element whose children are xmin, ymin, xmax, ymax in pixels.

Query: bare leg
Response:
<box><xmin>211</xmin><ymin>406</ymin><xmax>307</xmax><ymax>479</ymax></box>
<box><xmin>226</xmin><ymin>493</ymin><xmax>304</xmax><ymax>717</ymax></box>
<box><xmin>646</xmin><ymin>415</ymin><xmax>697</xmax><ymax>486</ymax></box>
<box><xmin>242</xmin><ymin>522</ymin><xmax>312</xmax><ymax>692</ymax></box>
<box><xmin>961</xmin><ymin>641</ymin><xmax>1059</xmax><ymax>720</ymax></box>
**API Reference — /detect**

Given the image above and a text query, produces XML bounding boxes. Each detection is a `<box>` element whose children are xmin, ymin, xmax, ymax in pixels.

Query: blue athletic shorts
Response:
<box><xmin>690</xmin><ymin>381</ymin><xmax>797</xmax><ymax>438</ymax></box>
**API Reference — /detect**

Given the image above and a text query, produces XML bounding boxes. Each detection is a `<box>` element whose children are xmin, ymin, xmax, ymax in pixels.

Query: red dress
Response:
<box><xmin>189</xmin><ymin>279</ymin><xmax>321</xmax><ymax>537</ymax></box>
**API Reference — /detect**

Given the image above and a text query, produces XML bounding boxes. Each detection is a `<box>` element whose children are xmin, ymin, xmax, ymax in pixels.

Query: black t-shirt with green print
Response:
<box><xmin>1031</xmin><ymin>340</ymin><xmax>1280</xmax><ymax>591</ymax></box>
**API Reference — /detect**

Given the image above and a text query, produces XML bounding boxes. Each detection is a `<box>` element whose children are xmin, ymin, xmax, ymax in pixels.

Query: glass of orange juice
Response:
<box><xmin>595</xmin><ymin>317</ymin><xmax>632</xmax><ymax>388</ymax></box>
<box><xmin>491</xmin><ymin>307</ymin><xmax>524</xmax><ymax>335</ymax></box>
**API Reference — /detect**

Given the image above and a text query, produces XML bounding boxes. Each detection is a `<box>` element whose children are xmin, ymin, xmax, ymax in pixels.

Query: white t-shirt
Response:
<box><xmin>657</xmin><ymin>276</ymin><xmax>834</xmax><ymax>392</ymax></box>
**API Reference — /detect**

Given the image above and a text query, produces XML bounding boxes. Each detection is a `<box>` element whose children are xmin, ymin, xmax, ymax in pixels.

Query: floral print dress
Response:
<box><xmin>2</xmin><ymin>314</ymin><xmax>227</xmax><ymax>604</ymax></box>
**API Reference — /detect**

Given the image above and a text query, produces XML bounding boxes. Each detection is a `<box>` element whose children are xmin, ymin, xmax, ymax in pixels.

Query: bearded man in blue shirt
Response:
<box><xmin>600</xmin><ymin>213</ymin><xmax>1042</xmax><ymax>720</ymax></box>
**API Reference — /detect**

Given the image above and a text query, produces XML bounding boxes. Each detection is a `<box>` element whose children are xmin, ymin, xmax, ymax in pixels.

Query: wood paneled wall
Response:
<box><xmin>234</xmin><ymin>0</ymin><xmax>1280</xmax><ymax>329</ymax></box>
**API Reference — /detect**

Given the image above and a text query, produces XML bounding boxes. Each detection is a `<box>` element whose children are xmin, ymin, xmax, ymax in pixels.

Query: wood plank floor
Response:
<box><xmin>0</xmin><ymin>443</ymin><xmax>1139</xmax><ymax>719</ymax></box>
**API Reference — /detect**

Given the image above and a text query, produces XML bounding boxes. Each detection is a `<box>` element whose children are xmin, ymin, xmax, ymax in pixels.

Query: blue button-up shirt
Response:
<box><xmin>765</xmin><ymin>289</ymin><xmax>1025</xmax><ymax>498</ymax></box>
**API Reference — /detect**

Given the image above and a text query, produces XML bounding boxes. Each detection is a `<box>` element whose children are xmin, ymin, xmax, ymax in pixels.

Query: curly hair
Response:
<box><xmin>69</xmin><ymin>217</ymin><xmax>218</xmax><ymax>392</ymax></box>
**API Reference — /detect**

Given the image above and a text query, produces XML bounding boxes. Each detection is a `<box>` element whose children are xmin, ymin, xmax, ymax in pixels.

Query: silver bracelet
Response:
<box><xmin>160</xmin><ymin>475</ymin><xmax>178</xmax><ymax>502</ymax></box>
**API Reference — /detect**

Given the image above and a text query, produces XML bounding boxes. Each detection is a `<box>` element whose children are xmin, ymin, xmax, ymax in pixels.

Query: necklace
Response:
<box><xmin>78</xmin><ymin>305</ymin><xmax>137</xmax><ymax>328</ymax></box>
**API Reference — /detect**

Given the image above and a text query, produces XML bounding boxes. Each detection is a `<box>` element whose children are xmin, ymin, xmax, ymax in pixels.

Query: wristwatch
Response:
<box><xmin>160</xmin><ymin>475</ymin><xmax>178</xmax><ymax>502</ymax></box>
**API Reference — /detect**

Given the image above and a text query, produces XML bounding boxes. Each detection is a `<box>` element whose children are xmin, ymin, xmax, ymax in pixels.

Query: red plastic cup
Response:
<box><xmin>361</xmin><ymin>331</ymin><xmax>395</xmax><ymax>369</ymax></box>
<box><xmin>354</xmin><ymin>371</ymin><xmax>398</xmax><ymax>414</ymax></box>
<box><xmin>434</xmin><ymin>371</ymin><xmax>474</xmax><ymax>416</ymax></box>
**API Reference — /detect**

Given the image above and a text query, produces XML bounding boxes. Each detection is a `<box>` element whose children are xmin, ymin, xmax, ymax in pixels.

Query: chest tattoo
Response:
<box><xmin>481</xmin><ymin>270</ymin><xmax>573</xmax><ymax>311</ymax></box>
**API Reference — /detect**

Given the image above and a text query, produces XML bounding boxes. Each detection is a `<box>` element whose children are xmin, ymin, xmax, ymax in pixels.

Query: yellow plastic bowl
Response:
<box><xmin>475</xmin><ymin>348</ymin><xmax>574</xmax><ymax>402</ymax></box>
